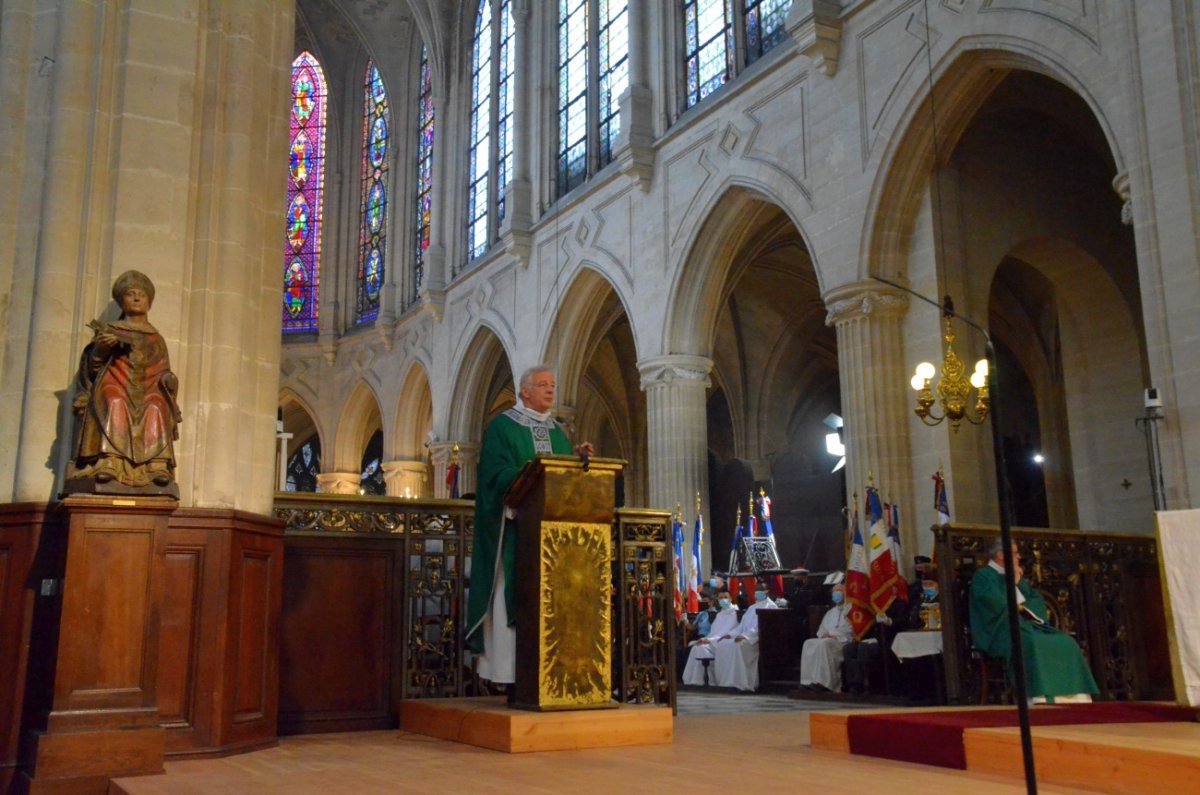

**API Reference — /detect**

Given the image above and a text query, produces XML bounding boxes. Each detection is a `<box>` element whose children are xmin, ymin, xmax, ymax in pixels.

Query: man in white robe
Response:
<box><xmin>800</xmin><ymin>583</ymin><xmax>854</xmax><ymax>691</ymax></box>
<box><xmin>713</xmin><ymin>584</ymin><xmax>778</xmax><ymax>691</ymax></box>
<box><xmin>682</xmin><ymin>590</ymin><xmax>738</xmax><ymax>686</ymax></box>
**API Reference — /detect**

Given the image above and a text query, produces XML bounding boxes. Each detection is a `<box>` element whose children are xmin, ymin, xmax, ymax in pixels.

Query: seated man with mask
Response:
<box><xmin>970</xmin><ymin>538</ymin><xmax>1098</xmax><ymax>704</ymax></box>
<box><xmin>681</xmin><ymin>588</ymin><xmax>738</xmax><ymax>686</ymax></box>
<box><xmin>799</xmin><ymin>582</ymin><xmax>854</xmax><ymax>692</ymax></box>
<box><xmin>711</xmin><ymin>580</ymin><xmax>778</xmax><ymax>691</ymax></box>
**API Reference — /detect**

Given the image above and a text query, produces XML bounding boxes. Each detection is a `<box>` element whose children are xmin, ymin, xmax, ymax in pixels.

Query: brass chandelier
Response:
<box><xmin>910</xmin><ymin>310</ymin><xmax>990</xmax><ymax>430</ymax></box>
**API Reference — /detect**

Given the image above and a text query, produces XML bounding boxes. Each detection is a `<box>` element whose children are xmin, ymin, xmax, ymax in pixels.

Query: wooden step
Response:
<box><xmin>398</xmin><ymin>696</ymin><xmax>673</xmax><ymax>753</ymax></box>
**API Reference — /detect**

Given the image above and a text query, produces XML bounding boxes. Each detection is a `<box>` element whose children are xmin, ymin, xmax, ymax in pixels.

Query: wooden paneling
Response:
<box><xmin>161</xmin><ymin>509</ymin><xmax>283</xmax><ymax>758</ymax></box>
<box><xmin>279</xmin><ymin>536</ymin><xmax>401</xmax><ymax>734</ymax></box>
<box><xmin>19</xmin><ymin>496</ymin><xmax>171</xmax><ymax>792</ymax></box>
<box><xmin>0</xmin><ymin>505</ymin><xmax>61</xmax><ymax>795</ymax></box>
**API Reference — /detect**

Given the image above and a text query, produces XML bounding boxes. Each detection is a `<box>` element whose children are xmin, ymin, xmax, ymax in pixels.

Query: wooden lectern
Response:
<box><xmin>506</xmin><ymin>455</ymin><xmax>623</xmax><ymax>711</ymax></box>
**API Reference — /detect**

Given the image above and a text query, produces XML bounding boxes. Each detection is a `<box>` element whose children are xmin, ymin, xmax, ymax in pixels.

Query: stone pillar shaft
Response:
<box><xmin>826</xmin><ymin>285</ymin><xmax>917</xmax><ymax>558</ymax></box>
<box><xmin>638</xmin><ymin>354</ymin><xmax>712</xmax><ymax>526</ymax></box>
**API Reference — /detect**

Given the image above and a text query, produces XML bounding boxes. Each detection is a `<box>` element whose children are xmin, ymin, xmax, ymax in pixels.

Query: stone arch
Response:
<box><xmin>665</xmin><ymin>182</ymin><xmax>817</xmax><ymax>358</ymax></box>
<box><xmin>863</xmin><ymin>41</ymin><xmax>1125</xmax><ymax>282</ymax></box>
<box><xmin>278</xmin><ymin>387</ymin><xmax>324</xmax><ymax>463</ymax></box>
<box><xmin>393</xmin><ymin>360</ymin><xmax>434</xmax><ymax>460</ymax></box>
<box><xmin>332</xmin><ymin>380</ymin><xmax>384</xmax><ymax>473</ymax></box>
<box><xmin>447</xmin><ymin>325</ymin><xmax>514</xmax><ymax>443</ymax></box>
<box><xmin>540</xmin><ymin>265</ymin><xmax>640</xmax><ymax>407</ymax></box>
<box><xmin>541</xmin><ymin>264</ymin><xmax>646</xmax><ymax>504</ymax></box>
<box><xmin>998</xmin><ymin>238</ymin><xmax>1148</xmax><ymax>531</ymax></box>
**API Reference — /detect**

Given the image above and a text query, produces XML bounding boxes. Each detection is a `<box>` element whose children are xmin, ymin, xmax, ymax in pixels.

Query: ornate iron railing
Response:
<box><xmin>612</xmin><ymin>508</ymin><xmax>676</xmax><ymax>709</ymax></box>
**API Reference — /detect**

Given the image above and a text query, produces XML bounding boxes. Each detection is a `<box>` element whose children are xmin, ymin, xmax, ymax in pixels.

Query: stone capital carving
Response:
<box><xmin>427</xmin><ymin>441</ymin><xmax>480</xmax><ymax>465</ymax></box>
<box><xmin>824</xmin><ymin>288</ymin><xmax>909</xmax><ymax>326</ymax></box>
<box><xmin>1112</xmin><ymin>170</ymin><xmax>1132</xmax><ymax>226</ymax></box>
<box><xmin>316</xmin><ymin>471</ymin><xmax>361</xmax><ymax>495</ymax></box>
<box><xmin>637</xmin><ymin>354</ymin><xmax>714</xmax><ymax>391</ymax></box>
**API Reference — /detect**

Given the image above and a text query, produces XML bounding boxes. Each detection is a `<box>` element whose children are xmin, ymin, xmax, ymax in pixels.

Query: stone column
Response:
<box><xmin>456</xmin><ymin>443</ymin><xmax>481</xmax><ymax>497</ymax></box>
<box><xmin>429</xmin><ymin>441</ymin><xmax>480</xmax><ymax>499</ymax></box>
<box><xmin>615</xmin><ymin>0</ymin><xmax>654</xmax><ymax>188</ymax></box>
<box><xmin>382</xmin><ymin>459</ymin><xmax>429</xmax><ymax>498</ymax></box>
<box><xmin>500</xmin><ymin>0</ymin><xmax>532</xmax><ymax>260</ymax></box>
<box><xmin>0</xmin><ymin>2</ymin><xmax>293</xmax><ymax>511</ymax></box>
<box><xmin>638</xmin><ymin>354</ymin><xmax>712</xmax><ymax>522</ymax></box>
<box><xmin>825</xmin><ymin>283</ymin><xmax>917</xmax><ymax>554</ymax></box>
<box><xmin>316</xmin><ymin>471</ymin><xmax>361</xmax><ymax>495</ymax></box>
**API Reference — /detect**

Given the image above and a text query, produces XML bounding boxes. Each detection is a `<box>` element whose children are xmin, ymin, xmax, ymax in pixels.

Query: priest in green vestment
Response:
<box><xmin>969</xmin><ymin>538</ymin><xmax>1099</xmax><ymax>703</ymax></box>
<box><xmin>465</xmin><ymin>364</ymin><xmax>593</xmax><ymax>684</ymax></box>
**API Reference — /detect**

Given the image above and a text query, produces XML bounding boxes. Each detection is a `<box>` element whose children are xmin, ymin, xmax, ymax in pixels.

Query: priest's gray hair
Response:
<box><xmin>519</xmin><ymin>364</ymin><xmax>555</xmax><ymax>390</ymax></box>
<box><xmin>986</xmin><ymin>537</ymin><xmax>1007</xmax><ymax>557</ymax></box>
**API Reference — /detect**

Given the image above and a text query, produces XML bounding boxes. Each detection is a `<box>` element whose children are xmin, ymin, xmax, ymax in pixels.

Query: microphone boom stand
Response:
<box><xmin>872</xmin><ymin>275</ymin><xmax>1037</xmax><ymax>794</ymax></box>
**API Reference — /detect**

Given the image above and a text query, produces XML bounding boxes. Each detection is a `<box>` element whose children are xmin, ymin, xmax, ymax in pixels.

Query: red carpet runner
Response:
<box><xmin>845</xmin><ymin>702</ymin><xmax>1197</xmax><ymax>769</ymax></box>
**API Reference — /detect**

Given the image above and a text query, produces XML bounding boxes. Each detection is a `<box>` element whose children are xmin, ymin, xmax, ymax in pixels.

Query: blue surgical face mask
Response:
<box><xmin>831</xmin><ymin>591</ymin><xmax>845</xmax><ymax>604</ymax></box>
<box><xmin>755</xmin><ymin>590</ymin><xmax>769</xmax><ymax>602</ymax></box>
<box><xmin>923</xmin><ymin>587</ymin><xmax>938</xmax><ymax>600</ymax></box>
<box><xmin>709</xmin><ymin>577</ymin><xmax>719</xmax><ymax>588</ymax></box>
<box><xmin>718</xmin><ymin>598</ymin><xmax>731</xmax><ymax>609</ymax></box>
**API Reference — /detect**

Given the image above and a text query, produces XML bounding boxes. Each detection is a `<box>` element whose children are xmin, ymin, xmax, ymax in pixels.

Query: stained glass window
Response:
<box><xmin>467</xmin><ymin>1</ymin><xmax>493</xmax><ymax>259</ymax></box>
<box><xmin>597</xmin><ymin>0</ymin><xmax>629</xmax><ymax>166</ymax></box>
<box><xmin>360</xmin><ymin>430</ymin><xmax>386</xmax><ymax>496</ymax></box>
<box><xmin>467</xmin><ymin>0</ymin><xmax>515</xmax><ymax>261</ymax></box>
<box><xmin>356</xmin><ymin>61</ymin><xmax>389</xmax><ymax>326</ymax></box>
<box><xmin>558</xmin><ymin>0</ymin><xmax>589</xmax><ymax>195</ymax></box>
<box><xmin>683</xmin><ymin>0</ymin><xmax>733</xmax><ymax>108</ymax></box>
<box><xmin>414</xmin><ymin>46</ymin><xmax>434</xmax><ymax>300</ymax></box>
<box><xmin>556</xmin><ymin>1</ymin><xmax>629</xmax><ymax>196</ymax></box>
<box><xmin>496</xmin><ymin>0</ymin><xmax>515</xmax><ymax>223</ymax></box>
<box><xmin>286</xmin><ymin>436</ymin><xmax>321</xmax><ymax>492</ymax></box>
<box><xmin>744</xmin><ymin>0</ymin><xmax>789</xmax><ymax>65</ymax></box>
<box><xmin>284</xmin><ymin>52</ymin><xmax>327</xmax><ymax>333</ymax></box>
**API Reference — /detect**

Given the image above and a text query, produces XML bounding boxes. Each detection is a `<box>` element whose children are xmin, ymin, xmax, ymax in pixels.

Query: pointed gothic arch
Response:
<box><xmin>447</xmin><ymin>325</ymin><xmax>514</xmax><ymax>443</ymax></box>
<box><xmin>393</xmin><ymin>361</ymin><xmax>434</xmax><ymax>460</ymax></box>
<box><xmin>332</xmin><ymin>381</ymin><xmax>384</xmax><ymax>474</ymax></box>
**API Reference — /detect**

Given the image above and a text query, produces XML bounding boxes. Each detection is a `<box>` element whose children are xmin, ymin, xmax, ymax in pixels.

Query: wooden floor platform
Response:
<box><xmin>811</xmin><ymin>705</ymin><xmax>1200</xmax><ymax>795</ymax></box>
<box><xmin>397</xmin><ymin>696</ymin><xmax>673</xmax><ymax>753</ymax></box>
<box><xmin>965</xmin><ymin>721</ymin><xmax>1200</xmax><ymax>795</ymax></box>
<box><xmin>109</xmin><ymin>711</ymin><xmax>1106</xmax><ymax>794</ymax></box>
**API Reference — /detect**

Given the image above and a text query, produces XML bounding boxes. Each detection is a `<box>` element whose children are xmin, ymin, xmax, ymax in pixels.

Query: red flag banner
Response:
<box><xmin>846</xmin><ymin>508</ymin><xmax>875</xmax><ymax>640</ymax></box>
<box><xmin>867</xmin><ymin>487</ymin><xmax>901</xmax><ymax>615</ymax></box>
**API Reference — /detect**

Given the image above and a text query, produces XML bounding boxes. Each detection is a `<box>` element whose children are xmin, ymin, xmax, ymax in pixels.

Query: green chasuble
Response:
<box><xmin>465</xmin><ymin>408</ymin><xmax>573</xmax><ymax>655</ymax></box>
<box><xmin>969</xmin><ymin>564</ymin><xmax>1099</xmax><ymax>701</ymax></box>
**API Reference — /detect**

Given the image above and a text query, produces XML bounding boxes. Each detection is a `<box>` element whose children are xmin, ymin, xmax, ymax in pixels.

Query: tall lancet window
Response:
<box><xmin>414</xmin><ymin>45</ymin><xmax>434</xmax><ymax>298</ymax></box>
<box><xmin>743</xmin><ymin>0</ymin><xmax>789</xmax><ymax>65</ymax></box>
<box><xmin>356</xmin><ymin>61</ymin><xmax>389</xmax><ymax>326</ymax></box>
<box><xmin>284</xmin><ymin>51</ymin><xmax>328</xmax><ymax>333</ymax></box>
<box><xmin>556</xmin><ymin>0</ymin><xmax>629</xmax><ymax>196</ymax></box>
<box><xmin>683</xmin><ymin>0</ymin><xmax>732</xmax><ymax>108</ymax></box>
<box><xmin>467</xmin><ymin>0</ymin><xmax>515</xmax><ymax>261</ymax></box>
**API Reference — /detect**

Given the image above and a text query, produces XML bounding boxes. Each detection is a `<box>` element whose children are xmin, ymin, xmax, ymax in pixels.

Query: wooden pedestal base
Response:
<box><xmin>17</xmin><ymin>715</ymin><xmax>164</xmax><ymax>794</ymax></box>
<box><xmin>398</xmin><ymin>696</ymin><xmax>672</xmax><ymax>753</ymax></box>
<box><xmin>17</xmin><ymin>496</ymin><xmax>174</xmax><ymax>794</ymax></box>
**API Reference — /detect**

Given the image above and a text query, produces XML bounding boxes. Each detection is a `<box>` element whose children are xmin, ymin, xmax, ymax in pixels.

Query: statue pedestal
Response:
<box><xmin>19</xmin><ymin>495</ymin><xmax>174</xmax><ymax>794</ymax></box>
